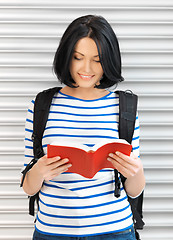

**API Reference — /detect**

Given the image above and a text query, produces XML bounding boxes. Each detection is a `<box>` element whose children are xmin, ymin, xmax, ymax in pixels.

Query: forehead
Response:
<box><xmin>74</xmin><ymin>37</ymin><xmax>99</xmax><ymax>56</ymax></box>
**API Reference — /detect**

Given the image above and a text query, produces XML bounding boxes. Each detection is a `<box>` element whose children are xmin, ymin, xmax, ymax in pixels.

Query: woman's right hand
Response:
<box><xmin>22</xmin><ymin>155</ymin><xmax>72</xmax><ymax>196</ymax></box>
<box><xmin>36</xmin><ymin>155</ymin><xmax>72</xmax><ymax>181</ymax></box>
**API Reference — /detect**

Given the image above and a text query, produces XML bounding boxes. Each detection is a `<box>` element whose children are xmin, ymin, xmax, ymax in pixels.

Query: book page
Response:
<box><xmin>91</xmin><ymin>138</ymin><xmax>130</xmax><ymax>152</ymax></box>
<box><xmin>50</xmin><ymin>138</ymin><xmax>129</xmax><ymax>153</ymax></box>
<box><xmin>50</xmin><ymin>140</ymin><xmax>90</xmax><ymax>152</ymax></box>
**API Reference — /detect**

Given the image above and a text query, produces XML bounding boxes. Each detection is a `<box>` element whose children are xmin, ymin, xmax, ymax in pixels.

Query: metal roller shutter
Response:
<box><xmin>0</xmin><ymin>1</ymin><xmax>172</xmax><ymax>239</ymax></box>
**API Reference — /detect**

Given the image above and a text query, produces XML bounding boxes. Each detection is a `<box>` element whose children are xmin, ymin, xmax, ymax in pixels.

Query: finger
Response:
<box><xmin>108</xmin><ymin>152</ymin><xmax>130</xmax><ymax>164</ymax></box>
<box><xmin>51</xmin><ymin>158</ymin><xmax>70</xmax><ymax>170</ymax></box>
<box><xmin>53</xmin><ymin>163</ymin><xmax>72</xmax><ymax>176</ymax></box>
<box><xmin>108</xmin><ymin>157</ymin><xmax>137</xmax><ymax>179</ymax></box>
<box><xmin>108</xmin><ymin>152</ymin><xmax>132</xmax><ymax>169</ymax></box>
<box><xmin>117</xmin><ymin>151</ymin><xmax>138</xmax><ymax>162</ymax></box>
<box><xmin>45</xmin><ymin>163</ymin><xmax>72</xmax><ymax>181</ymax></box>
<box><xmin>115</xmin><ymin>151</ymin><xmax>132</xmax><ymax>163</ymax></box>
<box><xmin>109</xmin><ymin>151</ymin><xmax>139</xmax><ymax>168</ymax></box>
<box><xmin>107</xmin><ymin>157</ymin><xmax>130</xmax><ymax>177</ymax></box>
<box><xmin>44</xmin><ymin>156</ymin><xmax>61</xmax><ymax>165</ymax></box>
<box><xmin>107</xmin><ymin>153</ymin><xmax>136</xmax><ymax>174</ymax></box>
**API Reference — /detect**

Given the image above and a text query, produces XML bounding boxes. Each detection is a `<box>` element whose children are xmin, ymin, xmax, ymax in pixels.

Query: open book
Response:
<box><xmin>47</xmin><ymin>139</ymin><xmax>132</xmax><ymax>178</ymax></box>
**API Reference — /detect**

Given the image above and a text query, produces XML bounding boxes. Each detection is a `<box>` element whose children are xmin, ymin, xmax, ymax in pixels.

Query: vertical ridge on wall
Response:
<box><xmin>0</xmin><ymin>1</ymin><xmax>173</xmax><ymax>239</ymax></box>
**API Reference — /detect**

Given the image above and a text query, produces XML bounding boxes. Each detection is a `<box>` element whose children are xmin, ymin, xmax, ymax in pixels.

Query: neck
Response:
<box><xmin>61</xmin><ymin>86</ymin><xmax>109</xmax><ymax>100</ymax></box>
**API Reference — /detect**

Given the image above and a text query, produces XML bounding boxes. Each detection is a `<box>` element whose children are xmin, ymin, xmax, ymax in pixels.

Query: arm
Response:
<box><xmin>107</xmin><ymin>113</ymin><xmax>145</xmax><ymax>197</ymax></box>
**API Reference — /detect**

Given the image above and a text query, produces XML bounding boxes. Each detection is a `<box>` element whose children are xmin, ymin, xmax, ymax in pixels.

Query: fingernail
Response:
<box><xmin>109</xmin><ymin>153</ymin><xmax>113</xmax><ymax>157</ymax></box>
<box><xmin>107</xmin><ymin>157</ymin><xmax>111</xmax><ymax>161</ymax></box>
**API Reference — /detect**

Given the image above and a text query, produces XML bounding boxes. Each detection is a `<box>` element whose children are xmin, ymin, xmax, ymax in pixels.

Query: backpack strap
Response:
<box><xmin>21</xmin><ymin>87</ymin><xmax>62</xmax><ymax>216</ymax></box>
<box><xmin>114</xmin><ymin>90</ymin><xmax>145</xmax><ymax>236</ymax></box>
<box><xmin>113</xmin><ymin>90</ymin><xmax>138</xmax><ymax>197</ymax></box>
<box><xmin>117</xmin><ymin>90</ymin><xmax>138</xmax><ymax>144</ymax></box>
<box><xmin>32</xmin><ymin>87</ymin><xmax>62</xmax><ymax>160</ymax></box>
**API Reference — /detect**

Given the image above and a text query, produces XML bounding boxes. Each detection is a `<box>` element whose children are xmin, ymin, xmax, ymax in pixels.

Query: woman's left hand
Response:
<box><xmin>107</xmin><ymin>151</ymin><xmax>143</xmax><ymax>179</ymax></box>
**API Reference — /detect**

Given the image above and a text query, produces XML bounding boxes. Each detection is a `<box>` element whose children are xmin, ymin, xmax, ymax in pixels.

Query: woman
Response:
<box><xmin>22</xmin><ymin>15</ymin><xmax>145</xmax><ymax>240</ymax></box>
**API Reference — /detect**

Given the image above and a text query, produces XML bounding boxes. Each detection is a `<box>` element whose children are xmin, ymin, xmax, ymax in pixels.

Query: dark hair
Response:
<box><xmin>53</xmin><ymin>15</ymin><xmax>124</xmax><ymax>89</ymax></box>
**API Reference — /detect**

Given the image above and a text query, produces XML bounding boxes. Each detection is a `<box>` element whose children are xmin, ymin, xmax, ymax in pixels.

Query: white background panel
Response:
<box><xmin>0</xmin><ymin>1</ymin><xmax>172</xmax><ymax>239</ymax></box>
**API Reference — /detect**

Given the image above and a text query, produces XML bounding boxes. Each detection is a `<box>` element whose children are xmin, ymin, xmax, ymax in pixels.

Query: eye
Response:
<box><xmin>74</xmin><ymin>56</ymin><xmax>82</xmax><ymax>60</ymax></box>
<box><xmin>93</xmin><ymin>57</ymin><xmax>101</xmax><ymax>63</ymax></box>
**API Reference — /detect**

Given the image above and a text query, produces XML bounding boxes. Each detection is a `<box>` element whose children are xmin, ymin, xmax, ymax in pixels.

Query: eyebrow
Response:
<box><xmin>74</xmin><ymin>51</ymin><xmax>99</xmax><ymax>58</ymax></box>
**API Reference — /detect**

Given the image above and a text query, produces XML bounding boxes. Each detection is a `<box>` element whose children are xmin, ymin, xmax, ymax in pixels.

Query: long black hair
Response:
<box><xmin>53</xmin><ymin>15</ymin><xmax>124</xmax><ymax>89</ymax></box>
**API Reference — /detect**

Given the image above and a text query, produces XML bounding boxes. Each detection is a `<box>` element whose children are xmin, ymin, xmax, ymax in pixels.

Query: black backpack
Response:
<box><xmin>21</xmin><ymin>87</ymin><xmax>144</xmax><ymax>239</ymax></box>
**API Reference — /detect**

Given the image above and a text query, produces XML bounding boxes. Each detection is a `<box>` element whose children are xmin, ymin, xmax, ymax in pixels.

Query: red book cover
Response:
<box><xmin>47</xmin><ymin>140</ymin><xmax>132</xmax><ymax>178</ymax></box>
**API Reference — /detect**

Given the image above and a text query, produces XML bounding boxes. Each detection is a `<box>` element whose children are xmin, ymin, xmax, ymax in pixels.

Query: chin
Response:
<box><xmin>77</xmin><ymin>83</ymin><xmax>96</xmax><ymax>89</ymax></box>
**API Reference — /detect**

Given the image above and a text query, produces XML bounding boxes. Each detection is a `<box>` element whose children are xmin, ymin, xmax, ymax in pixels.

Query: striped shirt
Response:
<box><xmin>24</xmin><ymin>90</ymin><xmax>140</xmax><ymax>237</ymax></box>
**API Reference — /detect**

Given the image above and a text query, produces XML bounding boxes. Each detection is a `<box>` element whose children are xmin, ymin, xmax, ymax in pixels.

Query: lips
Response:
<box><xmin>78</xmin><ymin>73</ymin><xmax>94</xmax><ymax>80</ymax></box>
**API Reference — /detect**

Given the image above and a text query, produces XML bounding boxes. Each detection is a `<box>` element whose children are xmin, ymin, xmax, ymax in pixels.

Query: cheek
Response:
<box><xmin>96</xmin><ymin>66</ymin><xmax>104</xmax><ymax>76</ymax></box>
<box><xmin>93</xmin><ymin>62</ymin><xmax>103</xmax><ymax>73</ymax></box>
<box><xmin>70</xmin><ymin>61</ymin><xmax>81</xmax><ymax>75</ymax></box>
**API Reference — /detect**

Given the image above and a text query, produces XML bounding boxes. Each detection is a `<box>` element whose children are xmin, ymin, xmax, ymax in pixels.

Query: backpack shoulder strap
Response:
<box><xmin>21</xmin><ymin>87</ymin><xmax>62</xmax><ymax>216</ymax></box>
<box><xmin>116</xmin><ymin>90</ymin><xmax>138</xmax><ymax>144</ymax></box>
<box><xmin>115</xmin><ymin>90</ymin><xmax>145</xmax><ymax>236</ymax></box>
<box><xmin>113</xmin><ymin>90</ymin><xmax>138</xmax><ymax>197</ymax></box>
<box><xmin>32</xmin><ymin>87</ymin><xmax>62</xmax><ymax>159</ymax></box>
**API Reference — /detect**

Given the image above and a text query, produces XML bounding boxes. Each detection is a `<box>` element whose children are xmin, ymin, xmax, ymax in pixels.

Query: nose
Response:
<box><xmin>83</xmin><ymin>60</ymin><xmax>92</xmax><ymax>73</ymax></box>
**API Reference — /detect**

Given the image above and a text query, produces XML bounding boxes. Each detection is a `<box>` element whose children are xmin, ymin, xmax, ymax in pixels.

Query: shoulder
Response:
<box><xmin>35</xmin><ymin>87</ymin><xmax>62</xmax><ymax>100</ymax></box>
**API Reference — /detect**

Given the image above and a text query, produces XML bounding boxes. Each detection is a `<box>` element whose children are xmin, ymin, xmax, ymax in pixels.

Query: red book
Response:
<box><xmin>47</xmin><ymin>139</ymin><xmax>132</xmax><ymax>179</ymax></box>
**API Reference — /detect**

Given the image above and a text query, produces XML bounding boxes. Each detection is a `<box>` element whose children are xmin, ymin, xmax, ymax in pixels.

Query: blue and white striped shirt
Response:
<box><xmin>24</xmin><ymin>90</ymin><xmax>140</xmax><ymax>237</ymax></box>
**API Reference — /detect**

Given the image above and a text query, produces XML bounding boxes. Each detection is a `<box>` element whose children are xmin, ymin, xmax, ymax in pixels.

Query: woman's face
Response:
<box><xmin>70</xmin><ymin>37</ymin><xmax>104</xmax><ymax>89</ymax></box>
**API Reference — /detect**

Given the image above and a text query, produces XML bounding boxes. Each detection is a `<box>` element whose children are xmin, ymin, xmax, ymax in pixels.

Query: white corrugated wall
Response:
<box><xmin>0</xmin><ymin>1</ymin><xmax>173</xmax><ymax>239</ymax></box>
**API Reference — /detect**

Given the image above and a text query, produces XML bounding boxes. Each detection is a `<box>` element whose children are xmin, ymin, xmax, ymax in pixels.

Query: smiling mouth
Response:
<box><xmin>78</xmin><ymin>74</ymin><xmax>94</xmax><ymax>80</ymax></box>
